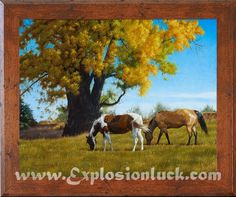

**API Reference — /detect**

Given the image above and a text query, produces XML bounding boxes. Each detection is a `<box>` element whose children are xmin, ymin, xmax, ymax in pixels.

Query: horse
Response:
<box><xmin>145</xmin><ymin>109</ymin><xmax>208</xmax><ymax>145</ymax></box>
<box><xmin>86</xmin><ymin>113</ymin><xmax>150</xmax><ymax>151</ymax></box>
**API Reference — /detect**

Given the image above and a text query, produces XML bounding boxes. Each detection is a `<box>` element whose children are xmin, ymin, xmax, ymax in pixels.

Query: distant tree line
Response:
<box><xmin>201</xmin><ymin>105</ymin><xmax>216</xmax><ymax>113</ymax></box>
<box><xmin>19</xmin><ymin>98</ymin><xmax>216</xmax><ymax>130</ymax></box>
<box><xmin>54</xmin><ymin>103</ymin><xmax>216</xmax><ymax>123</ymax></box>
<box><xmin>20</xmin><ymin>98</ymin><xmax>37</xmax><ymax>129</ymax></box>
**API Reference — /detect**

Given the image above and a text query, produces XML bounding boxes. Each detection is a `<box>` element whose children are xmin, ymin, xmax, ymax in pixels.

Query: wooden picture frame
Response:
<box><xmin>0</xmin><ymin>0</ymin><xmax>235</xmax><ymax>196</ymax></box>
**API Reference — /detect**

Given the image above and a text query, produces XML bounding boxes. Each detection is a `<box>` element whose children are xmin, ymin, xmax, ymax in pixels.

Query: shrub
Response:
<box><xmin>201</xmin><ymin>105</ymin><xmax>216</xmax><ymax>112</ymax></box>
<box><xmin>20</xmin><ymin>98</ymin><xmax>37</xmax><ymax>129</ymax></box>
<box><xmin>55</xmin><ymin>105</ymin><xmax>68</xmax><ymax>123</ymax></box>
<box><xmin>127</xmin><ymin>106</ymin><xmax>143</xmax><ymax>116</ymax></box>
<box><xmin>149</xmin><ymin>103</ymin><xmax>169</xmax><ymax>118</ymax></box>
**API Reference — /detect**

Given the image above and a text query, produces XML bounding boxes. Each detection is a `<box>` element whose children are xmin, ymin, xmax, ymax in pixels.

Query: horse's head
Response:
<box><xmin>145</xmin><ymin>118</ymin><xmax>156</xmax><ymax>145</ymax></box>
<box><xmin>86</xmin><ymin>135</ymin><xmax>96</xmax><ymax>150</ymax></box>
<box><xmin>145</xmin><ymin>132</ymin><xmax>153</xmax><ymax>145</ymax></box>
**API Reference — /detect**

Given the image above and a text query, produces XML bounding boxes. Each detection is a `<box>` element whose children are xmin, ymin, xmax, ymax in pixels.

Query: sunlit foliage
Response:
<box><xmin>20</xmin><ymin>19</ymin><xmax>204</xmax><ymax>102</ymax></box>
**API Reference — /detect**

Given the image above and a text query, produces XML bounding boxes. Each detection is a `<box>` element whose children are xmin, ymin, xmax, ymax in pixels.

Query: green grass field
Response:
<box><xmin>20</xmin><ymin>120</ymin><xmax>216</xmax><ymax>176</ymax></box>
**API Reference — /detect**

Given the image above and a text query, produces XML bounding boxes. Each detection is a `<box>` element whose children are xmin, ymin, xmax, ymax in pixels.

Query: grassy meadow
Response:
<box><xmin>20</xmin><ymin>120</ymin><xmax>216</xmax><ymax>176</ymax></box>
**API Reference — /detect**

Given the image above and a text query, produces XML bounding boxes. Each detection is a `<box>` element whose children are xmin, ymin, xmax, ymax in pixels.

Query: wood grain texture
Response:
<box><xmin>1</xmin><ymin>0</ymin><xmax>236</xmax><ymax>196</ymax></box>
<box><xmin>233</xmin><ymin>2</ymin><xmax>236</xmax><ymax>196</ymax></box>
<box><xmin>4</xmin><ymin>180</ymin><xmax>233</xmax><ymax>196</ymax></box>
<box><xmin>3</xmin><ymin>4</ymin><xmax>20</xmax><ymax>195</ymax></box>
<box><xmin>0</xmin><ymin>1</ymin><xmax>4</xmax><ymax>196</ymax></box>
<box><xmin>1</xmin><ymin>0</ymin><xmax>234</xmax><ymax>5</ymax></box>
<box><xmin>216</xmin><ymin>3</ymin><xmax>233</xmax><ymax>192</ymax></box>
<box><xmin>7</xmin><ymin>3</ymin><xmax>231</xmax><ymax>20</ymax></box>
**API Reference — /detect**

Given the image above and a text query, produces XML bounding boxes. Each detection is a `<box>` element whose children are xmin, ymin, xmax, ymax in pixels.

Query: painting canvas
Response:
<box><xmin>18</xmin><ymin>19</ymin><xmax>218</xmax><ymax>183</ymax></box>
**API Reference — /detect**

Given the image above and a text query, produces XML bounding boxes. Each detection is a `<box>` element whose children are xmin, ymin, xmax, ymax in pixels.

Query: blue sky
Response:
<box><xmin>21</xmin><ymin>19</ymin><xmax>217</xmax><ymax>121</ymax></box>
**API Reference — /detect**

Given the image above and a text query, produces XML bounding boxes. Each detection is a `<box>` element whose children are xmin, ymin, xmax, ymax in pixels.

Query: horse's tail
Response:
<box><xmin>194</xmin><ymin>110</ymin><xmax>208</xmax><ymax>134</ymax></box>
<box><xmin>132</xmin><ymin>121</ymin><xmax>150</xmax><ymax>133</ymax></box>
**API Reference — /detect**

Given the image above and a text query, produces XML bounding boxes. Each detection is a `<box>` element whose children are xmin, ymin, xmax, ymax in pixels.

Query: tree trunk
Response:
<box><xmin>62</xmin><ymin>73</ymin><xmax>105</xmax><ymax>136</ymax></box>
<box><xmin>62</xmin><ymin>94</ymin><xmax>100</xmax><ymax>136</ymax></box>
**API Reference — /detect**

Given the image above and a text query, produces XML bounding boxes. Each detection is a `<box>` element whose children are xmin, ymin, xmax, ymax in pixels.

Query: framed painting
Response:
<box><xmin>0</xmin><ymin>0</ymin><xmax>236</xmax><ymax>196</ymax></box>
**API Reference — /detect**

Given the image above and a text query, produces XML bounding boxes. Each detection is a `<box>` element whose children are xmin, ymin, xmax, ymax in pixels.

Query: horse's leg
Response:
<box><xmin>132</xmin><ymin>136</ymin><xmax>139</xmax><ymax>151</ymax></box>
<box><xmin>156</xmin><ymin>130</ymin><xmax>163</xmax><ymax>144</ymax></box>
<box><xmin>192</xmin><ymin>126</ymin><xmax>198</xmax><ymax>145</ymax></box>
<box><xmin>104</xmin><ymin>132</ymin><xmax>113</xmax><ymax>151</ymax></box>
<box><xmin>186</xmin><ymin>126</ymin><xmax>192</xmax><ymax>145</ymax></box>
<box><xmin>132</xmin><ymin>128</ymin><xmax>138</xmax><ymax>151</ymax></box>
<box><xmin>103</xmin><ymin>134</ymin><xmax>107</xmax><ymax>152</ymax></box>
<box><xmin>107</xmin><ymin>133</ymin><xmax>113</xmax><ymax>151</ymax></box>
<box><xmin>137</xmin><ymin>129</ymin><xmax>144</xmax><ymax>151</ymax></box>
<box><xmin>164</xmin><ymin>130</ymin><xmax>171</xmax><ymax>145</ymax></box>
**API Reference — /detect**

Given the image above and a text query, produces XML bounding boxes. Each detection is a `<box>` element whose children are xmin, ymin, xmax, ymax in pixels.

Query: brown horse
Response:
<box><xmin>145</xmin><ymin>109</ymin><xmax>208</xmax><ymax>145</ymax></box>
<box><xmin>86</xmin><ymin>113</ymin><xmax>149</xmax><ymax>151</ymax></box>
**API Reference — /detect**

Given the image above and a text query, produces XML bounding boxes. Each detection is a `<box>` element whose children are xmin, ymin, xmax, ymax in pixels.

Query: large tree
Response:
<box><xmin>20</xmin><ymin>19</ymin><xmax>204</xmax><ymax>135</ymax></box>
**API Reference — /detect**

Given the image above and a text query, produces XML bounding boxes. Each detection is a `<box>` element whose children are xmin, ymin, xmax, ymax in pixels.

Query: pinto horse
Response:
<box><xmin>86</xmin><ymin>113</ymin><xmax>149</xmax><ymax>151</ymax></box>
<box><xmin>145</xmin><ymin>109</ymin><xmax>208</xmax><ymax>145</ymax></box>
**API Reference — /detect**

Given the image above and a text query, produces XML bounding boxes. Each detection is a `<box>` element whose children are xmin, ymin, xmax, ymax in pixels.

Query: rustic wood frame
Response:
<box><xmin>0</xmin><ymin>0</ymin><xmax>235</xmax><ymax>196</ymax></box>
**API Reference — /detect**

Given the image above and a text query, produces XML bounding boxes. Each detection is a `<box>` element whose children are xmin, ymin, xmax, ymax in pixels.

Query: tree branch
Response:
<box><xmin>100</xmin><ymin>89</ymin><xmax>126</xmax><ymax>107</ymax></box>
<box><xmin>20</xmin><ymin>73</ymin><xmax>48</xmax><ymax>96</ymax></box>
<box><xmin>91</xmin><ymin>76</ymin><xmax>106</xmax><ymax>102</ymax></box>
<box><xmin>162</xmin><ymin>38</ymin><xmax>173</xmax><ymax>45</ymax></box>
<box><xmin>103</xmin><ymin>36</ymin><xmax>114</xmax><ymax>64</ymax></box>
<box><xmin>101</xmin><ymin>37</ymin><xmax>116</xmax><ymax>78</ymax></box>
<box><xmin>100</xmin><ymin>96</ymin><xmax>110</xmax><ymax>105</ymax></box>
<box><xmin>106</xmin><ymin>73</ymin><xmax>116</xmax><ymax>79</ymax></box>
<box><xmin>192</xmin><ymin>40</ymin><xmax>203</xmax><ymax>47</ymax></box>
<box><xmin>120</xmin><ymin>39</ymin><xmax>129</xmax><ymax>51</ymax></box>
<box><xmin>89</xmin><ymin>72</ymin><xmax>94</xmax><ymax>84</ymax></box>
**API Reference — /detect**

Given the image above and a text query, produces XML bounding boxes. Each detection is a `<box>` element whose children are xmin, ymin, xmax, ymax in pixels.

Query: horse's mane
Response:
<box><xmin>149</xmin><ymin>117</ymin><xmax>155</xmax><ymax>125</ymax></box>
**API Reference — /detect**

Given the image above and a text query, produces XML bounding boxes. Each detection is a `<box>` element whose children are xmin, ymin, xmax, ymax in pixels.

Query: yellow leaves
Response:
<box><xmin>139</xmin><ymin>80</ymin><xmax>151</xmax><ymax>96</ymax></box>
<box><xmin>20</xmin><ymin>19</ymin><xmax>205</xmax><ymax>101</ymax></box>
<box><xmin>121</xmin><ymin>63</ymin><xmax>157</xmax><ymax>96</ymax></box>
<box><xmin>47</xmin><ymin>89</ymin><xmax>66</xmax><ymax>101</ymax></box>
<box><xmin>56</xmin><ymin>72</ymin><xmax>80</xmax><ymax>95</ymax></box>
<box><xmin>70</xmin><ymin>49</ymin><xmax>77</xmax><ymax>62</ymax></box>
<box><xmin>159</xmin><ymin>62</ymin><xmax>177</xmax><ymax>75</ymax></box>
<box><xmin>77</xmin><ymin>30</ymin><xmax>89</xmax><ymax>47</ymax></box>
<box><xmin>42</xmin><ymin>48</ymin><xmax>62</xmax><ymax>66</ymax></box>
<box><xmin>147</xmin><ymin>64</ymin><xmax>158</xmax><ymax>76</ymax></box>
<box><xmin>166</xmin><ymin>19</ymin><xmax>179</xmax><ymax>28</ymax></box>
<box><xmin>192</xmin><ymin>20</ymin><xmax>198</xmax><ymax>27</ymax></box>
<box><xmin>122</xmin><ymin>20</ymin><xmax>153</xmax><ymax>50</ymax></box>
<box><xmin>60</xmin><ymin>74</ymin><xmax>80</xmax><ymax>95</ymax></box>
<box><xmin>61</xmin><ymin>76</ymin><xmax>70</xmax><ymax>87</ymax></box>
<box><xmin>163</xmin><ymin>19</ymin><xmax>205</xmax><ymax>51</ymax></box>
<box><xmin>174</xmin><ymin>42</ymin><xmax>184</xmax><ymax>51</ymax></box>
<box><xmin>196</xmin><ymin>26</ymin><xmax>205</xmax><ymax>35</ymax></box>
